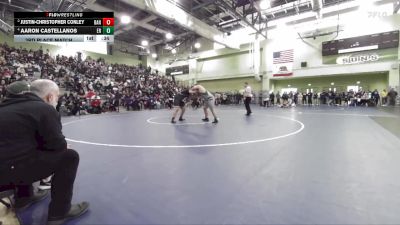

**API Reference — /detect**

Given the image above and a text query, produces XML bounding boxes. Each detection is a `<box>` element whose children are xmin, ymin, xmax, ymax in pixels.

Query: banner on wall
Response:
<box><xmin>322</xmin><ymin>48</ymin><xmax>398</xmax><ymax>65</ymax></box>
<box><xmin>273</xmin><ymin>49</ymin><xmax>293</xmax><ymax>77</ymax></box>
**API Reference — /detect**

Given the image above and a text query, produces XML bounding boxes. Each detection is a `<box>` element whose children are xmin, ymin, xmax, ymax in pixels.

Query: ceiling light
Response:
<box><xmin>166</xmin><ymin>33</ymin><xmax>173</xmax><ymax>39</ymax></box>
<box><xmin>356</xmin><ymin>81</ymin><xmax>360</xmax><ymax>84</ymax></box>
<box><xmin>141</xmin><ymin>40</ymin><xmax>148</xmax><ymax>46</ymax></box>
<box><xmin>331</xmin><ymin>82</ymin><xmax>334</xmax><ymax>85</ymax></box>
<box><xmin>308</xmin><ymin>84</ymin><xmax>311</xmax><ymax>86</ymax></box>
<box><xmin>259</xmin><ymin>0</ymin><xmax>271</xmax><ymax>10</ymax></box>
<box><xmin>194</xmin><ymin>42</ymin><xmax>201</xmax><ymax>49</ymax></box>
<box><xmin>171</xmin><ymin>49</ymin><xmax>177</xmax><ymax>54</ymax></box>
<box><xmin>151</xmin><ymin>53</ymin><xmax>157</xmax><ymax>58</ymax></box>
<box><xmin>121</xmin><ymin>15</ymin><xmax>131</xmax><ymax>24</ymax></box>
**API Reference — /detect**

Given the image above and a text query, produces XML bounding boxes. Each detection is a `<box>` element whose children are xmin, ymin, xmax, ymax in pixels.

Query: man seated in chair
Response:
<box><xmin>0</xmin><ymin>80</ymin><xmax>89</xmax><ymax>225</ymax></box>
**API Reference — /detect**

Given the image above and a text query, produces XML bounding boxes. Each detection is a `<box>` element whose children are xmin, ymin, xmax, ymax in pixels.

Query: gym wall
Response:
<box><xmin>272</xmin><ymin>72</ymin><xmax>389</xmax><ymax>93</ymax></box>
<box><xmin>198</xmin><ymin>77</ymin><xmax>262</xmax><ymax>92</ymax></box>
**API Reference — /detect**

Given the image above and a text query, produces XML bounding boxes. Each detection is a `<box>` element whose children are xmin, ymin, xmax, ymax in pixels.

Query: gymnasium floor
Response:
<box><xmin>15</xmin><ymin>105</ymin><xmax>400</xmax><ymax>225</ymax></box>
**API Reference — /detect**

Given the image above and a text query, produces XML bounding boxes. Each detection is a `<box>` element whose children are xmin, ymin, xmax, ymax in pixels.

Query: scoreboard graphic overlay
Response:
<box><xmin>14</xmin><ymin>12</ymin><xmax>114</xmax><ymax>42</ymax></box>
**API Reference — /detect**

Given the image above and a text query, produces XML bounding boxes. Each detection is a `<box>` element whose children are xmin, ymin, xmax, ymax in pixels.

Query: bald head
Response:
<box><xmin>30</xmin><ymin>79</ymin><xmax>60</xmax><ymax>108</ymax></box>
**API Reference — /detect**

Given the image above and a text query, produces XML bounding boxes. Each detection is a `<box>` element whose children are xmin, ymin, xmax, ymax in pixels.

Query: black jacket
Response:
<box><xmin>0</xmin><ymin>93</ymin><xmax>67</xmax><ymax>165</ymax></box>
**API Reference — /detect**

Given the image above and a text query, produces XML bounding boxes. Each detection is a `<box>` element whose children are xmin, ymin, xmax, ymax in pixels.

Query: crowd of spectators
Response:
<box><xmin>212</xmin><ymin>88</ymin><xmax>398</xmax><ymax>108</ymax></box>
<box><xmin>214</xmin><ymin>91</ymin><xmax>245</xmax><ymax>105</ymax></box>
<box><xmin>0</xmin><ymin>42</ymin><xmax>186</xmax><ymax>116</ymax></box>
<box><xmin>1</xmin><ymin>42</ymin><xmax>399</xmax><ymax>113</ymax></box>
<box><xmin>256</xmin><ymin>88</ymin><xmax>398</xmax><ymax>108</ymax></box>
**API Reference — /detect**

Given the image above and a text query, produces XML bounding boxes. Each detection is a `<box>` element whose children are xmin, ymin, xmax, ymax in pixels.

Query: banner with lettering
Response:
<box><xmin>323</xmin><ymin>48</ymin><xmax>398</xmax><ymax>65</ymax></box>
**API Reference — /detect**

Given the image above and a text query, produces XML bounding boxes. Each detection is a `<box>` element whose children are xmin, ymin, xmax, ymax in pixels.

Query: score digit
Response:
<box><xmin>102</xmin><ymin>18</ymin><xmax>114</xmax><ymax>26</ymax></box>
<box><xmin>103</xmin><ymin>27</ymin><xmax>114</xmax><ymax>34</ymax></box>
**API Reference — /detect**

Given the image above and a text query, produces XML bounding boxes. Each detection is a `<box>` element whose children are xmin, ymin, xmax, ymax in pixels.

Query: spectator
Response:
<box><xmin>388</xmin><ymin>88</ymin><xmax>398</xmax><ymax>106</ymax></box>
<box><xmin>0</xmin><ymin>80</ymin><xmax>89</xmax><ymax>225</ymax></box>
<box><xmin>307</xmin><ymin>92</ymin><xmax>313</xmax><ymax>106</ymax></box>
<box><xmin>281</xmin><ymin>92</ymin><xmax>289</xmax><ymax>107</ymax></box>
<box><xmin>380</xmin><ymin>89</ymin><xmax>387</xmax><ymax>106</ymax></box>
<box><xmin>269</xmin><ymin>91</ymin><xmax>275</xmax><ymax>106</ymax></box>
<box><xmin>313</xmin><ymin>92</ymin><xmax>319</xmax><ymax>106</ymax></box>
<box><xmin>276</xmin><ymin>91</ymin><xmax>281</xmax><ymax>105</ymax></box>
<box><xmin>371</xmin><ymin>89</ymin><xmax>380</xmax><ymax>106</ymax></box>
<box><xmin>302</xmin><ymin>92</ymin><xmax>307</xmax><ymax>105</ymax></box>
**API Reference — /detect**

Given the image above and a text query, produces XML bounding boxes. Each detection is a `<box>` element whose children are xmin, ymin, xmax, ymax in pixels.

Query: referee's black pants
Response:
<box><xmin>244</xmin><ymin>97</ymin><xmax>252</xmax><ymax>115</ymax></box>
<box><xmin>0</xmin><ymin>149</ymin><xmax>79</xmax><ymax>217</ymax></box>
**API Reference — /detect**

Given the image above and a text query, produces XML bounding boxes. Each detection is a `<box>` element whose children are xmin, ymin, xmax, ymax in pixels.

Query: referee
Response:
<box><xmin>244</xmin><ymin>82</ymin><xmax>253</xmax><ymax>116</ymax></box>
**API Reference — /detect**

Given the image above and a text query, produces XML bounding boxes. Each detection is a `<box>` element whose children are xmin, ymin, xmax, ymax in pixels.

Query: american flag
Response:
<box><xmin>273</xmin><ymin>49</ymin><xmax>294</xmax><ymax>64</ymax></box>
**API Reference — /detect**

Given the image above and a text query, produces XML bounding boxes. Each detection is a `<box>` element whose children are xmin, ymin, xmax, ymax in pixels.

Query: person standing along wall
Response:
<box><xmin>380</xmin><ymin>89</ymin><xmax>387</xmax><ymax>106</ymax></box>
<box><xmin>388</xmin><ymin>88</ymin><xmax>398</xmax><ymax>106</ymax></box>
<box><xmin>276</xmin><ymin>91</ymin><xmax>281</xmax><ymax>105</ymax></box>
